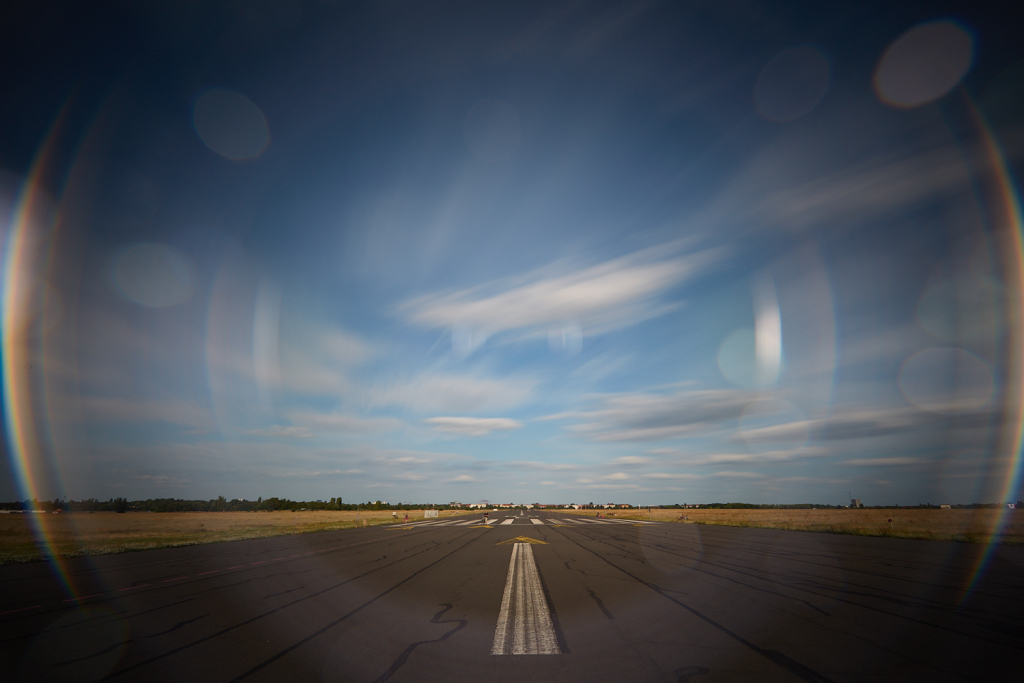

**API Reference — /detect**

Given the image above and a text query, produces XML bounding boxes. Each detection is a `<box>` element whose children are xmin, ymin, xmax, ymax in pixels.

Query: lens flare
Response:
<box><xmin>960</xmin><ymin>98</ymin><xmax>1024</xmax><ymax>600</ymax></box>
<box><xmin>2</xmin><ymin>107</ymin><xmax>79</xmax><ymax>599</ymax></box>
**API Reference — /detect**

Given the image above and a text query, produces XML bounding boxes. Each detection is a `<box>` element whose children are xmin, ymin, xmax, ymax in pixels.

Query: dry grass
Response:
<box><xmin>0</xmin><ymin>509</ymin><xmax>475</xmax><ymax>564</ymax></box>
<box><xmin>564</xmin><ymin>508</ymin><xmax>1024</xmax><ymax>544</ymax></box>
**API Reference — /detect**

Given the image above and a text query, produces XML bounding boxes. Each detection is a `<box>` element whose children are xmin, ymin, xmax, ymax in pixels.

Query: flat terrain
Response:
<box><xmin>566</xmin><ymin>508</ymin><xmax>1024</xmax><ymax>544</ymax></box>
<box><xmin>1</xmin><ymin>511</ymin><xmax>1021</xmax><ymax>682</ymax></box>
<box><xmin>0</xmin><ymin>511</ymin><xmax>474</xmax><ymax>564</ymax></box>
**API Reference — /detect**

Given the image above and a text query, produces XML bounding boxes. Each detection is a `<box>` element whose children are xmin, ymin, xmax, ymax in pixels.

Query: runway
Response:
<box><xmin>1</xmin><ymin>511</ymin><xmax>1021</xmax><ymax>682</ymax></box>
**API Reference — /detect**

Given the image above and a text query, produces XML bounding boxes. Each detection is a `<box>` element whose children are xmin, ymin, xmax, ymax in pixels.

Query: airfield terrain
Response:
<box><xmin>1</xmin><ymin>510</ymin><xmax>1021</xmax><ymax>682</ymax></box>
<box><xmin>0</xmin><ymin>510</ymin><xmax>474</xmax><ymax>564</ymax></box>
<box><xmin>570</xmin><ymin>507</ymin><xmax>1024</xmax><ymax>544</ymax></box>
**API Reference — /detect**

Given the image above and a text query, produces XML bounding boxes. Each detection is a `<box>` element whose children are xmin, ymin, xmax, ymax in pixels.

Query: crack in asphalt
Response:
<box><xmin>586</xmin><ymin>525</ymin><xmax>1024</xmax><ymax>650</ymax></box>
<box><xmin>549</xmin><ymin>524</ymin><xmax>837</xmax><ymax>683</ymax></box>
<box><xmin>225</xmin><ymin>529</ymin><xmax>487</xmax><ymax>682</ymax></box>
<box><xmin>369</xmin><ymin>603</ymin><xmax>468</xmax><ymax>683</ymax></box>
<box><xmin>97</xmin><ymin>531</ymin><xmax>475</xmax><ymax>681</ymax></box>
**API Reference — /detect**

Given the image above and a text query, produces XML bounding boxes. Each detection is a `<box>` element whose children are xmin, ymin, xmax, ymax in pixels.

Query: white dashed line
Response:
<box><xmin>529</xmin><ymin>518</ymin><xmax>545</xmax><ymax>525</ymax></box>
<box><xmin>500</xmin><ymin>518</ymin><xmax>515</xmax><ymax>525</ymax></box>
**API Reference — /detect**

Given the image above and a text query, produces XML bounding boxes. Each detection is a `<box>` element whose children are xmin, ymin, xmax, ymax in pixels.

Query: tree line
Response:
<box><xmin>0</xmin><ymin>497</ymin><xmax>444</xmax><ymax>513</ymax></box>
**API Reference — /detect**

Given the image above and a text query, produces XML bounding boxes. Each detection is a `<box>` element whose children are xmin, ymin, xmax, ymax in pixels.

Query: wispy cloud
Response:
<box><xmin>711</xmin><ymin>137</ymin><xmax>987</xmax><ymax>236</ymax></box>
<box><xmin>642</xmin><ymin>473</ymin><xmax>703</xmax><ymax>480</ymax></box>
<box><xmin>649</xmin><ymin>447</ymin><xmax>829</xmax><ymax>465</ymax></box>
<box><xmin>289</xmin><ymin>412</ymin><xmax>404</xmax><ymax>433</ymax></box>
<box><xmin>710</xmin><ymin>471</ymin><xmax>766</xmax><ymax>479</ymax></box>
<box><xmin>371</xmin><ymin>372</ymin><xmax>537</xmax><ymax>413</ymax></box>
<box><xmin>76</xmin><ymin>396</ymin><xmax>214</xmax><ymax>430</ymax></box>
<box><xmin>842</xmin><ymin>457</ymin><xmax>925</xmax><ymax>467</ymax></box>
<box><xmin>276</xmin><ymin>327</ymin><xmax>375</xmax><ymax>396</ymax></box>
<box><xmin>246</xmin><ymin>425</ymin><xmax>313</xmax><ymax>439</ymax></box>
<box><xmin>425</xmin><ymin>416</ymin><xmax>523</xmax><ymax>436</ymax></box>
<box><xmin>611</xmin><ymin>456</ymin><xmax>652</xmax><ymax>466</ymax></box>
<box><xmin>509</xmin><ymin>461</ymin><xmax>578</xmax><ymax>471</ymax></box>
<box><xmin>401</xmin><ymin>242</ymin><xmax>720</xmax><ymax>352</ymax></box>
<box><xmin>277</xmin><ymin>469</ymin><xmax>364</xmax><ymax>478</ymax></box>
<box><xmin>570</xmin><ymin>388</ymin><xmax>757</xmax><ymax>442</ymax></box>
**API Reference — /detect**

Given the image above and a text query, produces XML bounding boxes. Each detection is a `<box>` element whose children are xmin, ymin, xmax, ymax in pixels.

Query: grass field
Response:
<box><xmin>566</xmin><ymin>507</ymin><xmax>1024</xmax><ymax>544</ymax></box>
<box><xmin>4</xmin><ymin>507</ymin><xmax>1020</xmax><ymax>564</ymax></box>
<box><xmin>0</xmin><ymin>509</ymin><xmax>475</xmax><ymax>564</ymax></box>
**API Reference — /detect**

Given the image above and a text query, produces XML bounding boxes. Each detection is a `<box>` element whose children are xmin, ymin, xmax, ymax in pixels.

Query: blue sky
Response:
<box><xmin>2</xmin><ymin>1</ymin><xmax>1023</xmax><ymax>505</ymax></box>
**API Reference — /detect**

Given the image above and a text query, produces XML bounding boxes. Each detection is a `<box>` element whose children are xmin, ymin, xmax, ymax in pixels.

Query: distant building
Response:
<box><xmin>940</xmin><ymin>504</ymin><xmax>951</xmax><ymax>509</ymax></box>
<box><xmin>851</xmin><ymin>499</ymin><xmax>863</xmax><ymax>508</ymax></box>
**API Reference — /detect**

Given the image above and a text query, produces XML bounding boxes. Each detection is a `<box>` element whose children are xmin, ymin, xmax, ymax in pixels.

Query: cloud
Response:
<box><xmin>277</xmin><ymin>469</ymin><xmax>364</xmax><ymax>478</ymax></box>
<box><xmin>450</xmin><ymin>475</ymin><xmax>476</xmax><ymax>482</ymax></box>
<box><xmin>650</xmin><ymin>447</ymin><xmax>829</xmax><ymax>465</ymax></box>
<box><xmin>509</xmin><ymin>461</ymin><xmax>578</xmax><ymax>471</ymax></box>
<box><xmin>119</xmin><ymin>472</ymin><xmax>193</xmax><ymax>486</ymax></box>
<box><xmin>611</xmin><ymin>456</ymin><xmax>652</xmax><ymax>466</ymax></box>
<box><xmin>732</xmin><ymin>405</ymin><xmax>994</xmax><ymax>447</ymax></box>
<box><xmin>642</xmin><ymin>472</ymin><xmax>703</xmax><ymax>480</ymax></box>
<box><xmin>401</xmin><ymin>242</ymin><xmax>720</xmax><ymax>351</ymax></box>
<box><xmin>709</xmin><ymin>135</ymin><xmax>987</xmax><ymax>237</ymax></box>
<box><xmin>274</xmin><ymin>326</ymin><xmax>376</xmax><ymax>396</ymax></box>
<box><xmin>246</xmin><ymin>425</ymin><xmax>313</xmax><ymax>439</ymax></box>
<box><xmin>371</xmin><ymin>372</ymin><xmax>537</xmax><ymax>413</ymax></box>
<box><xmin>289</xmin><ymin>412</ymin><xmax>404</xmax><ymax>433</ymax></box>
<box><xmin>842</xmin><ymin>457</ymin><xmax>925</xmax><ymax>467</ymax></box>
<box><xmin>602</xmin><ymin>472</ymin><xmax>631</xmax><ymax>480</ymax></box>
<box><xmin>425</xmin><ymin>416</ymin><xmax>523</xmax><ymax>436</ymax></box>
<box><xmin>76</xmin><ymin>396</ymin><xmax>214</xmax><ymax>430</ymax></box>
<box><xmin>710</xmin><ymin>471</ymin><xmax>766</xmax><ymax>479</ymax></box>
<box><xmin>570</xmin><ymin>388</ymin><xmax>758</xmax><ymax>442</ymax></box>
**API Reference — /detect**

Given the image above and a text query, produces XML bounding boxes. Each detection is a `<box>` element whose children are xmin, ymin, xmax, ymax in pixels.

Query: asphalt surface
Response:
<box><xmin>1</xmin><ymin>511</ymin><xmax>1022</xmax><ymax>682</ymax></box>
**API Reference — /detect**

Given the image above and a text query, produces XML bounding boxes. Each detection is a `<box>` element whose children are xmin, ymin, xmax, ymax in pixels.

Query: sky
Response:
<box><xmin>2</xmin><ymin>0</ymin><xmax>1023</xmax><ymax>506</ymax></box>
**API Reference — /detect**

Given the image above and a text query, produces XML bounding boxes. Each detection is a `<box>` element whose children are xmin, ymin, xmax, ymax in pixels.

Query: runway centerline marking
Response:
<box><xmin>491</xmin><ymin>542</ymin><xmax>560</xmax><ymax>655</ymax></box>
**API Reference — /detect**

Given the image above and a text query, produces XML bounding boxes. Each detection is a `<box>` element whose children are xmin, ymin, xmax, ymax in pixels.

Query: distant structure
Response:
<box><xmin>851</xmin><ymin>499</ymin><xmax>863</xmax><ymax>508</ymax></box>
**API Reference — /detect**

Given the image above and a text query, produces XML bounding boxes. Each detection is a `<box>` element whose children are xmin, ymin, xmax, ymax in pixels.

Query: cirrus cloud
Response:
<box><xmin>425</xmin><ymin>416</ymin><xmax>523</xmax><ymax>436</ymax></box>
